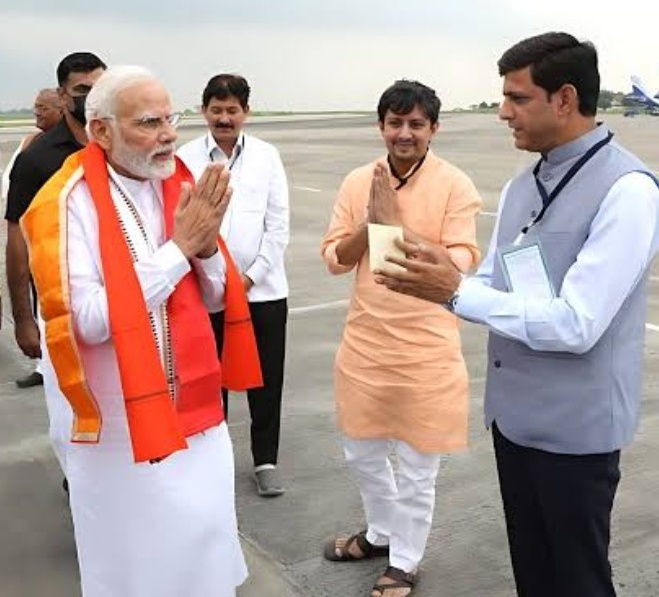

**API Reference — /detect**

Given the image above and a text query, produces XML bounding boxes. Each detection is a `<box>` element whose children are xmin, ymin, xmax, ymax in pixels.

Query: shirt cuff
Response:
<box><xmin>454</xmin><ymin>276</ymin><xmax>497</xmax><ymax>324</ymax></box>
<box><xmin>323</xmin><ymin>242</ymin><xmax>355</xmax><ymax>275</ymax></box>
<box><xmin>245</xmin><ymin>256</ymin><xmax>268</xmax><ymax>286</ymax></box>
<box><xmin>155</xmin><ymin>241</ymin><xmax>191</xmax><ymax>286</ymax></box>
<box><xmin>191</xmin><ymin>248</ymin><xmax>227</xmax><ymax>279</ymax></box>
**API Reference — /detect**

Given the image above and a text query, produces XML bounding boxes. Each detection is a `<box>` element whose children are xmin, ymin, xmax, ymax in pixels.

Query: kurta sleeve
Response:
<box><xmin>68</xmin><ymin>185</ymin><xmax>193</xmax><ymax>346</ymax></box>
<box><xmin>320</xmin><ymin>172</ymin><xmax>364</xmax><ymax>275</ymax></box>
<box><xmin>441</xmin><ymin>169</ymin><xmax>483</xmax><ymax>272</ymax></box>
<box><xmin>190</xmin><ymin>251</ymin><xmax>227</xmax><ymax>312</ymax></box>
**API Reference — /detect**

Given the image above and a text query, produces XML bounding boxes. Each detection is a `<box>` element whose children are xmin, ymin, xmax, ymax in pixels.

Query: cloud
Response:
<box><xmin>1</xmin><ymin>2</ymin><xmax>656</xmax><ymax>112</ymax></box>
<box><xmin>2</xmin><ymin>1</ymin><xmax>522</xmax><ymax>36</ymax></box>
<box><xmin>0</xmin><ymin>10</ymin><xmax>509</xmax><ymax>111</ymax></box>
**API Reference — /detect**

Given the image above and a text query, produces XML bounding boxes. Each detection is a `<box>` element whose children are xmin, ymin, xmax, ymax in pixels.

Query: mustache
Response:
<box><xmin>214</xmin><ymin>122</ymin><xmax>233</xmax><ymax>129</ymax></box>
<box><xmin>149</xmin><ymin>144</ymin><xmax>176</xmax><ymax>158</ymax></box>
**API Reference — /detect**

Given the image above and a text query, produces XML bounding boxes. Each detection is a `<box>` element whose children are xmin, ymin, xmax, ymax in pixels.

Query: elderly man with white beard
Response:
<box><xmin>20</xmin><ymin>66</ymin><xmax>263</xmax><ymax>597</ymax></box>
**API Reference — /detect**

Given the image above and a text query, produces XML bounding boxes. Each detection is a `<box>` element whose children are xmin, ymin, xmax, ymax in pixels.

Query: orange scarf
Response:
<box><xmin>22</xmin><ymin>143</ymin><xmax>262</xmax><ymax>463</ymax></box>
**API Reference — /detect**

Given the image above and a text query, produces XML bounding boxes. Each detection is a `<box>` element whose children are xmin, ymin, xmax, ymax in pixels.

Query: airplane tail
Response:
<box><xmin>629</xmin><ymin>75</ymin><xmax>659</xmax><ymax>107</ymax></box>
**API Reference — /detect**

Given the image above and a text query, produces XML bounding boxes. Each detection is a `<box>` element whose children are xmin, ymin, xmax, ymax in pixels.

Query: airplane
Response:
<box><xmin>623</xmin><ymin>76</ymin><xmax>659</xmax><ymax>116</ymax></box>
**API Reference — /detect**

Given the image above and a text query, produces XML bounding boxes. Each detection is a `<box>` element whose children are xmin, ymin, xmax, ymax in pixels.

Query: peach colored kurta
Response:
<box><xmin>321</xmin><ymin>151</ymin><xmax>482</xmax><ymax>453</ymax></box>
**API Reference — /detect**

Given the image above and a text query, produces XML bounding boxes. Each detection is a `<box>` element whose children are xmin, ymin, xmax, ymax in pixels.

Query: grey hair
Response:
<box><xmin>85</xmin><ymin>65</ymin><xmax>158</xmax><ymax>136</ymax></box>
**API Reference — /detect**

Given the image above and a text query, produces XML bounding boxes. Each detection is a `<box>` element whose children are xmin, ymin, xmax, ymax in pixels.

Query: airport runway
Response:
<box><xmin>1</xmin><ymin>113</ymin><xmax>659</xmax><ymax>596</ymax></box>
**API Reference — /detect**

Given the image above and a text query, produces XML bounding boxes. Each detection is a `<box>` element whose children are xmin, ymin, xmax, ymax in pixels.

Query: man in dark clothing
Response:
<box><xmin>4</xmin><ymin>51</ymin><xmax>106</xmax><ymax>484</ymax></box>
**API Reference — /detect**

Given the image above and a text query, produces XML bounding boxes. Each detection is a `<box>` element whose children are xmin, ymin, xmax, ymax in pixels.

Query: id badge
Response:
<box><xmin>498</xmin><ymin>240</ymin><xmax>555</xmax><ymax>300</ymax></box>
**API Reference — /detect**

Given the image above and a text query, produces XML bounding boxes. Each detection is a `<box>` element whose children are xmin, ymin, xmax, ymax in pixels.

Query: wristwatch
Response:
<box><xmin>443</xmin><ymin>274</ymin><xmax>464</xmax><ymax>313</ymax></box>
<box><xmin>443</xmin><ymin>290</ymin><xmax>460</xmax><ymax>313</ymax></box>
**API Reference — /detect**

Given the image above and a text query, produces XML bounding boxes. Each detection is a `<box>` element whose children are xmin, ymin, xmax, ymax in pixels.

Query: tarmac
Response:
<box><xmin>1</xmin><ymin>112</ymin><xmax>659</xmax><ymax>596</ymax></box>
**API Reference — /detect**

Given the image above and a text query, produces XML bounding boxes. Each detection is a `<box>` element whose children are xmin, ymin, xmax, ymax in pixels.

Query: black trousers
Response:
<box><xmin>492</xmin><ymin>423</ymin><xmax>620</xmax><ymax>597</ymax></box>
<box><xmin>209</xmin><ymin>299</ymin><xmax>287</xmax><ymax>467</ymax></box>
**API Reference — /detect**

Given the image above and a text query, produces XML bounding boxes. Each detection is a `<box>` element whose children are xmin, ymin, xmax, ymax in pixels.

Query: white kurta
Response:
<box><xmin>40</xmin><ymin>169</ymin><xmax>247</xmax><ymax>597</ymax></box>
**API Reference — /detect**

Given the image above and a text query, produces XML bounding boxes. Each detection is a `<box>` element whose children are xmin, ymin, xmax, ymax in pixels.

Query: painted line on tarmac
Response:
<box><xmin>290</xmin><ymin>299</ymin><xmax>349</xmax><ymax>315</ymax></box>
<box><xmin>294</xmin><ymin>186</ymin><xmax>322</xmax><ymax>193</ymax></box>
<box><xmin>286</xmin><ymin>281</ymin><xmax>659</xmax><ymax>335</ymax></box>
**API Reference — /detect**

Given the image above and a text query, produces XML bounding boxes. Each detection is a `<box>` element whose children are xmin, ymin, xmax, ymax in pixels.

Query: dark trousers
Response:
<box><xmin>492</xmin><ymin>423</ymin><xmax>620</xmax><ymax>597</ymax></box>
<box><xmin>210</xmin><ymin>298</ymin><xmax>287</xmax><ymax>467</ymax></box>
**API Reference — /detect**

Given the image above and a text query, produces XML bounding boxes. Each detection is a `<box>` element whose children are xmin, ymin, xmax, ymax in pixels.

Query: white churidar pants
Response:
<box><xmin>343</xmin><ymin>436</ymin><xmax>442</xmax><ymax>573</ymax></box>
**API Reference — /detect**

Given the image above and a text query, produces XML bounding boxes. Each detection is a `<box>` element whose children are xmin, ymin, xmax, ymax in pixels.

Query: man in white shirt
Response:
<box><xmin>375</xmin><ymin>32</ymin><xmax>659</xmax><ymax>597</ymax></box>
<box><xmin>178</xmin><ymin>74</ymin><xmax>290</xmax><ymax>497</ymax></box>
<box><xmin>2</xmin><ymin>87</ymin><xmax>63</xmax><ymax>389</ymax></box>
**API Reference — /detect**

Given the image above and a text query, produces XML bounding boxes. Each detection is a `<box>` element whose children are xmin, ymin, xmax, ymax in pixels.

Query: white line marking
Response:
<box><xmin>647</xmin><ymin>323</ymin><xmax>659</xmax><ymax>333</ymax></box>
<box><xmin>290</xmin><ymin>299</ymin><xmax>349</xmax><ymax>314</ymax></box>
<box><xmin>294</xmin><ymin>186</ymin><xmax>322</xmax><ymax>193</ymax></box>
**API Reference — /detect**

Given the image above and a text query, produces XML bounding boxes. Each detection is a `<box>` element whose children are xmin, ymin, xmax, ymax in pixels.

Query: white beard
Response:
<box><xmin>111</xmin><ymin>134</ymin><xmax>175</xmax><ymax>180</ymax></box>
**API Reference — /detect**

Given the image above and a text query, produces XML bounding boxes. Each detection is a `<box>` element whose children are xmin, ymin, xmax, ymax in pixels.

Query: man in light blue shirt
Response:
<box><xmin>375</xmin><ymin>32</ymin><xmax>659</xmax><ymax>597</ymax></box>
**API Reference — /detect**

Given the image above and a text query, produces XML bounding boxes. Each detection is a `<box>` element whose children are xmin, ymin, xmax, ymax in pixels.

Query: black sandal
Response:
<box><xmin>371</xmin><ymin>566</ymin><xmax>416</xmax><ymax>596</ymax></box>
<box><xmin>323</xmin><ymin>529</ymin><xmax>389</xmax><ymax>562</ymax></box>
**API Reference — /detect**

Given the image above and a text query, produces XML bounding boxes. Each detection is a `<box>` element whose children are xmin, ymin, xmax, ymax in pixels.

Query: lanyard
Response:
<box><xmin>210</xmin><ymin>138</ymin><xmax>244</xmax><ymax>171</ymax></box>
<box><xmin>387</xmin><ymin>151</ymin><xmax>427</xmax><ymax>190</ymax></box>
<box><xmin>227</xmin><ymin>142</ymin><xmax>243</xmax><ymax>171</ymax></box>
<box><xmin>514</xmin><ymin>131</ymin><xmax>614</xmax><ymax>244</ymax></box>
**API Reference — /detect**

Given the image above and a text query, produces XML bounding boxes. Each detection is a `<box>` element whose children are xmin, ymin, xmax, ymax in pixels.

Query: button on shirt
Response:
<box><xmin>177</xmin><ymin>131</ymin><xmax>290</xmax><ymax>302</ymax></box>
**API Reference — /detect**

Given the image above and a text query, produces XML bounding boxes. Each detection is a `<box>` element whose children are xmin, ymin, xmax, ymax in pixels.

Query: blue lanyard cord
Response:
<box><xmin>521</xmin><ymin>131</ymin><xmax>614</xmax><ymax>236</ymax></box>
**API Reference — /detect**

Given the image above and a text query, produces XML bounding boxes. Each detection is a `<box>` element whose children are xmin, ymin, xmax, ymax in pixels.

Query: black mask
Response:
<box><xmin>70</xmin><ymin>94</ymin><xmax>88</xmax><ymax>124</ymax></box>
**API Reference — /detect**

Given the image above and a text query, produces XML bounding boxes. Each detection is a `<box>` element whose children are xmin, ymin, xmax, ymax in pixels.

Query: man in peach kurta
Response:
<box><xmin>321</xmin><ymin>80</ymin><xmax>481</xmax><ymax>597</ymax></box>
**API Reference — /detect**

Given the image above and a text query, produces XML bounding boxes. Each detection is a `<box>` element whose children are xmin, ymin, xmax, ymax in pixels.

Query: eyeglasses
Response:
<box><xmin>103</xmin><ymin>112</ymin><xmax>183</xmax><ymax>132</ymax></box>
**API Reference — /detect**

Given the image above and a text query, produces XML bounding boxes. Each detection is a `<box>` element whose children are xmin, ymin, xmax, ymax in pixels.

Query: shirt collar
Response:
<box><xmin>205</xmin><ymin>130</ymin><xmax>245</xmax><ymax>164</ymax></box>
<box><xmin>543</xmin><ymin>123</ymin><xmax>609</xmax><ymax>166</ymax></box>
<box><xmin>49</xmin><ymin>117</ymin><xmax>84</xmax><ymax>149</ymax></box>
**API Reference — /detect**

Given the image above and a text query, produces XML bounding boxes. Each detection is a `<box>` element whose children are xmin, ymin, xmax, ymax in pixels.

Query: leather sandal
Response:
<box><xmin>371</xmin><ymin>566</ymin><xmax>416</xmax><ymax>596</ymax></box>
<box><xmin>323</xmin><ymin>529</ymin><xmax>389</xmax><ymax>562</ymax></box>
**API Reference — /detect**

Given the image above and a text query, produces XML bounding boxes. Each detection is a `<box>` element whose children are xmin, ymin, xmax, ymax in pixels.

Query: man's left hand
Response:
<box><xmin>374</xmin><ymin>238</ymin><xmax>462</xmax><ymax>304</ymax></box>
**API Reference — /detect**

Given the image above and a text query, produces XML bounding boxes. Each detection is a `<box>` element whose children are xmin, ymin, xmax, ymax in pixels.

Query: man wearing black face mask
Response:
<box><xmin>4</xmin><ymin>51</ymin><xmax>106</xmax><ymax>482</ymax></box>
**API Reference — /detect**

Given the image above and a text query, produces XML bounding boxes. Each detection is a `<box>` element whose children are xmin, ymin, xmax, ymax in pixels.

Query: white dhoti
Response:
<box><xmin>34</xmin><ymin>170</ymin><xmax>248</xmax><ymax>596</ymax></box>
<box><xmin>67</xmin><ymin>421</ymin><xmax>247</xmax><ymax>597</ymax></box>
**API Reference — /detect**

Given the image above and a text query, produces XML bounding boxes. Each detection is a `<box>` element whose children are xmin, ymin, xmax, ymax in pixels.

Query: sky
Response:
<box><xmin>1</xmin><ymin>1</ymin><xmax>657</xmax><ymax>112</ymax></box>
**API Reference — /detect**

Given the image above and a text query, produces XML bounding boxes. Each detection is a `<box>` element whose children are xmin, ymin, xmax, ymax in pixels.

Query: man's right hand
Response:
<box><xmin>14</xmin><ymin>318</ymin><xmax>41</xmax><ymax>359</ymax></box>
<box><xmin>368</xmin><ymin>163</ymin><xmax>401</xmax><ymax>225</ymax></box>
<box><xmin>172</xmin><ymin>163</ymin><xmax>232</xmax><ymax>259</ymax></box>
<box><xmin>6</xmin><ymin>222</ymin><xmax>41</xmax><ymax>356</ymax></box>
